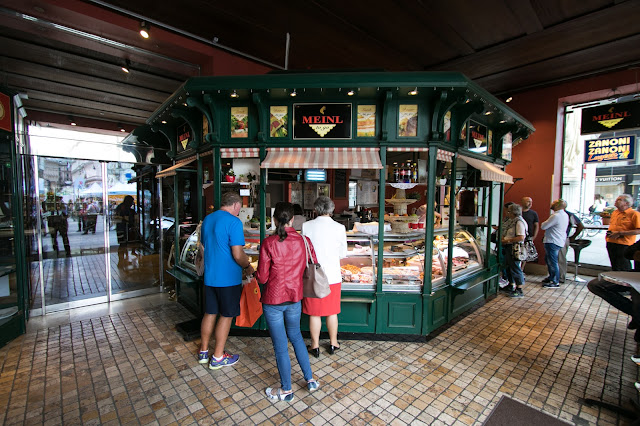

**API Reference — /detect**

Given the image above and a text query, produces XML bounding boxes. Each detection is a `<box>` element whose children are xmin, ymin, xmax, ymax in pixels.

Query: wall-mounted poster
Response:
<box><xmin>202</xmin><ymin>114</ymin><xmax>209</xmax><ymax>141</ymax></box>
<box><xmin>231</xmin><ymin>107</ymin><xmax>249</xmax><ymax>138</ymax></box>
<box><xmin>444</xmin><ymin>110</ymin><xmax>451</xmax><ymax>141</ymax></box>
<box><xmin>468</xmin><ymin>121</ymin><xmax>487</xmax><ymax>153</ymax></box>
<box><xmin>502</xmin><ymin>133</ymin><xmax>512</xmax><ymax>161</ymax></box>
<box><xmin>270</xmin><ymin>106</ymin><xmax>288</xmax><ymax>138</ymax></box>
<box><xmin>357</xmin><ymin>105</ymin><xmax>376</xmax><ymax>137</ymax></box>
<box><xmin>177</xmin><ymin>122</ymin><xmax>191</xmax><ymax>152</ymax></box>
<box><xmin>398</xmin><ymin>105</ymin><xmax>418</xmax><ymax>137</ymax></box>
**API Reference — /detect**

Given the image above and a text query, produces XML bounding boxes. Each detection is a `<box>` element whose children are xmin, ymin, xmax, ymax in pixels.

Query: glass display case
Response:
<box><xmin>341</xmin><ymin>227</ymin><xmax>483</xmax><ymax>293</ymax></box>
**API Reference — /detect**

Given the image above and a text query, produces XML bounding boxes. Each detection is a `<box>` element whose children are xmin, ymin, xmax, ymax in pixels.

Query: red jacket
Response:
<box><xmin>256</xmin><ymin>228</ymin><xmax>317</xmax><ymax>305</ymax></box>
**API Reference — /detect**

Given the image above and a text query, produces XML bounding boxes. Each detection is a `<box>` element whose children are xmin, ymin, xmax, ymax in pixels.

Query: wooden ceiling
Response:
<box><xmin>1</xmin><ymin>0</ymin><xmax>639</xmax><ymax>131</ymax></box>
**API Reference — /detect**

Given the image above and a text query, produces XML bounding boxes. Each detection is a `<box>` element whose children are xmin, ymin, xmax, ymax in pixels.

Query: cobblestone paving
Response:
<box><xmin>0</xmin><ymin>275</ymin><xmax>637</xmax><ymax>425</ymax></box>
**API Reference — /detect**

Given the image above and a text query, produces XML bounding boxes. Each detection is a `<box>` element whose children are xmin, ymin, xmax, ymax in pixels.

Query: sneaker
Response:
<box><xmin>266</xmin><ymin>387</ymin><xmax>294</xmax><ymax>401</ymax></box>
<box><xmin>499</xmin><ymin>278</ymin><xmax>509</xmax><ymax>286</ymax></box>
<box><xmin>541</xmin><ymin>277</ymin><xmax>552</xmax><ymax>283</ymax></box>
<box><xmin>209</xmin><ymin>352</ymin><xmax>239</xmax><ymax>370</ymax></box>
<box><xmin>543</xmin><ymin>282</ymin><xmax>560</xmax><ymax>288</ymax></box>
<box><xmin>509</xmin><ymin>288</ymin><xmax>524</xmax><ymax>298</ymax></box>
<box><xmin>307</xmin><ymin>379</ymin><xmax>319</xmax><ymax>392</ymax></box>
<box><xmin>197</xmin><ymin>350</ymin><xmax>209</xmax><ymax>364</ymax></box>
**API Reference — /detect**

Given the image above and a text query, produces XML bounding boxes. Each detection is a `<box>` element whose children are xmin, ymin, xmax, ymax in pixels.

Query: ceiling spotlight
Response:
<box><xmin>68</xmin><ymin>115</ymin><xmax>76</xmax><ymax>126</ymax></box>
<box><xmin>290</xmin><ymin>89</ymin><xmax>297</xmax><ymax>97</ymax></box>
<box><xmin>409</xmin><ymin>88</ymin><xmax>418</xmax><ymax>96</ymax></box>
<box><xmin>230</xmin><ymin>90</ymin><xmax>239</xmax><ymax>98</ymax></box>
<box><xmin>505</xmin><ymin>96</ymin><xmax>513</xmax><ymax>103</ymax></box>
<box><xmin>500</xmin><ymin>120</ymin><xmax>507</xmax><ymax>123</ymax></box>
<box><xmin>161</xmin><ymin>120</ymin><xmax>167</xmax><ymax>124</ymax></box>
<box><xmin>139</xmin><ymin>21</ymin><xmax>150</xmax><ymax>39</ymax></box>
<box><xmin>347</xmin><ymin>90</ymin><xmax>355</xmax><ymax>96</ymax></box>
<box><xmin>121</xmin><ymin>59</ymin><xmax>131</xmax><ymax>73</ymax></box>
<box><xmin>484</xmin><ymin>111</ymin><xmax>492</xmax><ymax>115</ymax></box>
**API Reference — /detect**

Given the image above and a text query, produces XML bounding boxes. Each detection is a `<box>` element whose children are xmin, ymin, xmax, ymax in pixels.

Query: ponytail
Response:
<box><xmin>273</xmin><ymin>202</ymin><xmax>294</xmax><ymax>242</ymax></box>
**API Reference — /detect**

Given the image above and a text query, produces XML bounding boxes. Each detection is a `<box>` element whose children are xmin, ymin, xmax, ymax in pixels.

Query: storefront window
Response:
<box><xmin>563</xmin><ymin>98</ymin><xmax>640</xmax><ymax>267</ymax></box>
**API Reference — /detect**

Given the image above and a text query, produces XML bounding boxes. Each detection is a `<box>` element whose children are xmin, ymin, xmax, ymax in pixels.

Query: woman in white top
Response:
<box><xmin>302</xmin><ymin>196</ymin><xmax>348</xmax><ymax>358</ymax></box>
<box><xmin>501</xmin><ymin>203</ymin><xmax>528</xmax><ymax>298</ymax></box>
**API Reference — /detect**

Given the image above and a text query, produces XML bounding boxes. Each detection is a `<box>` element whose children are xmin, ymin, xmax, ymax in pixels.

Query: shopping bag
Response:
<box><xmin>235</xmin><ymin>278</ymin><xmax>262</xmax><ymax>327</ymax></box>
<box><xmin>302</xmin><ymin>236</ymin><xmax>331</xmax><ymax>299</ymax></box>
<box><xmin>524</xmin><ymin>236</ymin><xmax>538</xmax><ymax>261</ymax></box>
<box><xmin>512</xmin><ymin>242</ymin><xmax>528</xmax><ymax>261</ymax></box>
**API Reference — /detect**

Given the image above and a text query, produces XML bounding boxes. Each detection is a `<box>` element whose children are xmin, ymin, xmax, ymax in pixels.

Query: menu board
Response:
<box><xmin>270</xmin><ymin>106</ymin><xmax>288</xmax><ymax>137</ymax></box>
<box><xmin>357</xmin><ymin>105</ymin><xmax>376</xmax><ymax>137</ymax></box>
<box><xmin>231</xmin><ymin>107</ymin><xmax>249</xmax><ymax>138</ymax></box>
<box><xmin>357</xmin><ymin>180</ymin><xmax>378</xmax><ymax>206</ymax></box>
<box><xmin>398</xmin><ymin>105</ymin><xmax>418</xmax><ymax>137</ymax></box>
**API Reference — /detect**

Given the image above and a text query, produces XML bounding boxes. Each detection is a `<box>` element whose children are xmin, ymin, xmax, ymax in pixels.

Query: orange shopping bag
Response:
<box><xmin>235</xmin><ymin>278</ymin><xmax>262</xmax><ymax>327</ymax></box>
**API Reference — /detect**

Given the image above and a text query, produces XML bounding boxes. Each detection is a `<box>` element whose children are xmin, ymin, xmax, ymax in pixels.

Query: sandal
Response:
<box><xmin>265</xmin><ymin>387</ymin><xmax>294</xmax><ymax>402</ymax></box>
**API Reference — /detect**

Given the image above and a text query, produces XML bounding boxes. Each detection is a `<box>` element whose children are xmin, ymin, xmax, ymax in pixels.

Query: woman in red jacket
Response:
<box><xmin>256</xmin><ymin>202</ymin><xmax>320</xmax><ymax>402</ymax></box>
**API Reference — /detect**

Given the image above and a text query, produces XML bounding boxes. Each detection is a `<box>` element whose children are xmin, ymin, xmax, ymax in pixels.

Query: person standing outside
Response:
<box><xmin>558</xmin><ymin>203</ymin><xmax>584</xmax><ymax>283</ymax></box>
<box><xmin>606</xmin><ymin>194</ymin><xmax>640</xmax><ymax>271</ymax></box>
<box><xmin>198</xmin><ymin>192</ymin><xmax>254</xmax><ymax>369</ymax></box>
<box><xmin>540</xmin><ymin>199</ymin><xmax>569</xmax><ymax>288</ymax></box>
<box><xmin>302</xmin><ymin>196</ymin><xmax>348</xmax><ymax>357</ymax></box>
<box><xmin>256</xmin><ymin>202</ymin><xmax>319</xmax><ymax>401</ymax></box>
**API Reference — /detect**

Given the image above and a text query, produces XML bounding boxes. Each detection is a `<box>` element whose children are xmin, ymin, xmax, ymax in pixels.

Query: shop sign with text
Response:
<box><xmin>294</xmin><ymin>103</ymin><xmax>351</xmax><ymax>139</ymax></box>
<box><xmin>581</xmin><ymin>100</ymin><xmax>640</xmax><ymax>135</ymax></box>
<box><xmin>177</xmin><ymin>122</ymin><xmax>191</xmax><ymax>152</ymax></box>
<box><xmin>468</xmin><ymin>120</ymin><xmax>487</xmax><ymax>154</ymax></box>
<box><xmin>595</xmin><ymin>175</ymin><xmax>624</xmax><ymax>183</ymax></box>
<box><xmin>584</xmin><ymin>136</ymin><xmax>635</xmax><ymax>163</ymax></box>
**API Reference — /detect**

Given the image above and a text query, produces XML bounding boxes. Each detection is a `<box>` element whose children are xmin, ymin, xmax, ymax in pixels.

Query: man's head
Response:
<box><xmin>521</xmin><ymin>197</ymin><xmax>532</xmax><ymax>210</ymax></box>
<box><xmin>551</xmin><ymin>199</ymin><xmax>567</xmax><ymax>211</ymax></box>
<box><xmin>615</xmin><ymin>194</ymin><xmax>633</xmax><ymax>212</ymax></box>
<box><xmin>220</xmin><ymin>192</ymin><xmax>242</xmax><ymax>215</ymax></box>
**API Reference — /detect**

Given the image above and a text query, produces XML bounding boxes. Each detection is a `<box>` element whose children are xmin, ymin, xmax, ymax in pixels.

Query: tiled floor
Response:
<box><xmin>1</xmin><ymin>274</ymin><xmax>638</xmax><ymax>425</ymax></box>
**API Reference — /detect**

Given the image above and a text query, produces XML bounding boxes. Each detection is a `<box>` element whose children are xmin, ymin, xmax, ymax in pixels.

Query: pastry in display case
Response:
<box><xmin>380</xmin><ymin>233</ymin><xmax>425</xmax><ymax>293</ymax></box>
<box><xmin>341</xmin><ymin>236</ymin><xmax>375</xmax><ymax>291</ymax></box>
<box><xmin>432</xmin><ymin>228</ymin><xmax>483</xmax><ymax>279</ymax></box>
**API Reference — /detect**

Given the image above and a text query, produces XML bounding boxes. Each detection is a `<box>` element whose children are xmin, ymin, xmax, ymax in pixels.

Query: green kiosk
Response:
<box><xmin>134</xmin><ymin>71</ymin><xmax>534</xmax><ymax>337</ymax></box>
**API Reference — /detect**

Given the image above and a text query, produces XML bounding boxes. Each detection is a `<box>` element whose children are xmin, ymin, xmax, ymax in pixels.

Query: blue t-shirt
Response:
<box><xmin>201</xmin><ymin>209</ymin><xmax>245</xmax><ymax>287</ymax></box>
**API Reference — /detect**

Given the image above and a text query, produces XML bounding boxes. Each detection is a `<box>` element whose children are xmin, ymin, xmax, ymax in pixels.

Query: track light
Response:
<box><xmin>139</xmin><ymin>21</ymin><xmax>150</xmax><ymax>39</ymax></box>
<box><xmin>121</xmin><ymin>59</ymin><xmax>131</xmax><ymax>73</ymax></box>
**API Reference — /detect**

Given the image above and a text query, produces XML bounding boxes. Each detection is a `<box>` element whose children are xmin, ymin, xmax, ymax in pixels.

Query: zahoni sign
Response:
<box><xmin>584</xmin><ymin>136</ymin><xmax>635</xmax><ymax>163</ymax></box>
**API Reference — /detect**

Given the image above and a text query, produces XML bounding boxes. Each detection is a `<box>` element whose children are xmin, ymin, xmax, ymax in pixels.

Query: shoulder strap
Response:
<box><xmin>302</xmin><ymin>235</ymin><xmax>312</xmax><ymax>264</ymax></box>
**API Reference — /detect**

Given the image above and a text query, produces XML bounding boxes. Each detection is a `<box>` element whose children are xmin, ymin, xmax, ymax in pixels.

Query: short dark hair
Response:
<box><xmin>221</xmin><ymin>192</ymin><xmax>241</xmax><ymax>207</ymax></box>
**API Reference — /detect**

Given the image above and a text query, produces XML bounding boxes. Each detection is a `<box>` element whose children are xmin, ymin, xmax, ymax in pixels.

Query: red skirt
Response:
<box><xmin>302</xmin><ymin>283</ymin><xmax>341</xmax><ymax>316</ymax></box>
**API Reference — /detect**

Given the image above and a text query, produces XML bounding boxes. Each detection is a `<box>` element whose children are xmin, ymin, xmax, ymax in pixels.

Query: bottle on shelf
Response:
<box><xmin>400</xmin><ymin>163</ymin><xmax>406</xmax><ymax>183</ymax></box>
<box><xmin>394</xmin><ymin>166</ymin><xmax>400</xmax><ymax>183</ymax></box>
<box><xmin>412</xmin><ymin>164</ymin><xmax>418</xmax><ymax>183</ymax></box>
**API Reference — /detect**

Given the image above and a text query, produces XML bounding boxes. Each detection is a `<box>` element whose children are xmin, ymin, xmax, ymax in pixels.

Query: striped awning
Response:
<box><xmin>261</xmin><ymin>147</ymin><xmax>382</xmax><ymax>169</ymax></box>
<box><xmin>221</xmin><ymin>148</ymin><xmax>260</xmax><ymax>158</ymax></box>
<box><xmin>155</xmin><ymin>155</ymin><xmax>197</xmax><ymax>178</ymax></box>
<box><xmin>387</xmin><ymin>147</ymin><xmax>454</xmax><ymax>162</ymax></box>
<box><xmin>459</xmin><ymin>154</ymin><xmax>513</xmax><ymax>184</ymax></box>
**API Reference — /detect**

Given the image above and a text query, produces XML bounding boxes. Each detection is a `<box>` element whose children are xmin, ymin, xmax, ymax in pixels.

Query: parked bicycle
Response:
<box><xmin>578</xmin><ymin>212</ymin><xmax>603</xmax><ymax>237</ymax></box>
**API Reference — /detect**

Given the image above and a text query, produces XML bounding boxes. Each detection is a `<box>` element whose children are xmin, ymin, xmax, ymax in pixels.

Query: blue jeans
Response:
<box><xmin>544</xmin><ymin>242</ymin><xmax>562</xmax><ymax>283</ymax></box>
<box><xmin>504</xmin><ymin>244</ymin><xmax>524</xmax><ymax>286</ymax></box>
<box><xmin>263</xmin><ymin>302</ymin><xmax>313</xmax><ymax>391</ymax></box>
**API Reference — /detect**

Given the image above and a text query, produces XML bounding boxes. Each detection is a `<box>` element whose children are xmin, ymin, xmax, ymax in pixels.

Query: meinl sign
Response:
<box><xmin>584</xmin><ymin>136</ymin><xmax>635</xmax><ymax>163</ymax></box>
<box><xmin>581</xmin><ymin>100</ymin><xmax>640</xmax><ymax>135</ymax></box>
<box><xmin>293</xmin><ymin>103</ymin><xmax>352</xmax><ymax>139</ymax></box>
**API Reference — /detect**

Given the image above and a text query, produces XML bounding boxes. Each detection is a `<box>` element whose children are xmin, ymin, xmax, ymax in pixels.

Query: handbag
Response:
<box><xmin>523</xmin><ymin>236</ymin><xmax>538</xmax><ymax>262</ymax></box>
<box><xmin>235</xmin><ymin>278</ymin><xmax>263</xmax><ymax>327</ymax></box>
<box><xmin>194</xmin><ymin>221</ymin><xmax>205</xmax><ymax>276</ymax></box>
<box><xmin>513</xmin><ymin>242</ymin><xmax>528</xmax><ymax>261</ymax></box>
<box><xmin>302</xmin><ymin>236</ymin><xmax>331</xmax><ymax>299</ymax></box>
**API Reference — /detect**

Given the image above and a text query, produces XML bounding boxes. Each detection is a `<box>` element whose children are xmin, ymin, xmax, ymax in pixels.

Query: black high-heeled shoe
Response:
<box><xmin>328</xmin><ymin>344</ymin><xmax>340</xmax><ymax>355</ymax></box>
<box><xmin>307</xmin><ymin>345</ymin><xmax>320</xmax><ymax>358</ymax></box>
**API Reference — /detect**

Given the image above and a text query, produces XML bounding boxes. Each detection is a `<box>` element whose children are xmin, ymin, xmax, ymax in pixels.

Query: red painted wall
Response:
<box><xmin>504</xmin><ymin>68</ymin><xmax>639</xmax><ymax>261</ymax></box>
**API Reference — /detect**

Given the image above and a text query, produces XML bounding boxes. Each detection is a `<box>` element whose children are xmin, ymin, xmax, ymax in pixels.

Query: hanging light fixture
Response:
<box><xmin>69</xmin><ymin>115</ymin><xmax>76</xmax><ymax>126</ymax></box>
<box><xmin>121</xmin><ymin>59</ymin><xmax>131</xmax><ymax>73</ymax></box>
<box><xmin>505</xmin><ymin>96</ymin><xmax>513</xmax><ymax>103</ymax></box>
<box><xmin>139</xmin><ymin>21</ymin><xmax>150</xmax><ymax>39</ymax></box>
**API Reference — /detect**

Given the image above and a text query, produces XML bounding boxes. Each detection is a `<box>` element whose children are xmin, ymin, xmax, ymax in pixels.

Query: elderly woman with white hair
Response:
<box><xmin>501</xmin><ymin>203</ymin><xmax>528</xmax><ymax>298</ymax></box>
<box><xmin>301</xmin><ymin>196</ymin><xmax>348</xmax><ymax>358</ymax></box>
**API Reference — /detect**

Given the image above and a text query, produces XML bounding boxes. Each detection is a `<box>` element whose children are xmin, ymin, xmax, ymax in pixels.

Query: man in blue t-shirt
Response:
<box><xmin>198</xmin><ymin>192</ymin><xmax>254</xmax><ymax>370</ymax></box>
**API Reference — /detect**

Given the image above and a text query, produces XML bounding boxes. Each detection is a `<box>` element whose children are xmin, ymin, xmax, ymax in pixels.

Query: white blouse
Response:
<box><xmin>302</xmin><ymin>216</ymin><xmax>348</xmax><ymax>284</ymax></box>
